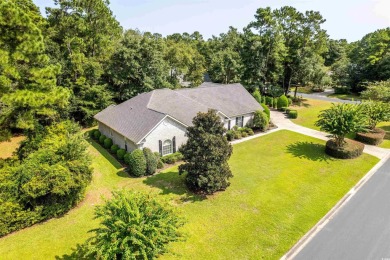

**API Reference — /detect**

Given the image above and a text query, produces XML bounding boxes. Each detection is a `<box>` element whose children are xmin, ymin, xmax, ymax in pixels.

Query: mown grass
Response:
<box><xmin>327</xmin><ymin>92</ymin><xmax>361</xmax><ymax>101</ymax></box>
<box><xmin>290</xmin><ymin>98</ymin><xmax>390</xmax><ymax>149</ymax></box>
<box><xmin>0</xmin><ymin>130</ymin><xmax>379</xmax><ymax>259</ymax></box>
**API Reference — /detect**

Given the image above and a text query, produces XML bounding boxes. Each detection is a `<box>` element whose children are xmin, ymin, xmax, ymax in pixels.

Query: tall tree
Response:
<box><xmin>46</xmin><ymin>0</ymin><xmax>122</xmax><ymax>124</ymax></box>
<box><xmin>0</xmin><ymin>0</ymin><xmax>70</xmax><ymax>140</ymax></box>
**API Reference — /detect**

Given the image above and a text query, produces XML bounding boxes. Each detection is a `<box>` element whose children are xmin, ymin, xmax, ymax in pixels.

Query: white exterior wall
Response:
<box><xmin>140</xmin><ymin>117</ymin><xmax>187</xmax><ymax>154</ymax></box>
<box><xmin>98</xmin><ymin>123</ymin><xmax>138</xmax><ymax>152</ymax></box>
<box><xmin>224</xmin><ymin>113</ymin><xmax>255</xmax><ymax>129</ymax></box>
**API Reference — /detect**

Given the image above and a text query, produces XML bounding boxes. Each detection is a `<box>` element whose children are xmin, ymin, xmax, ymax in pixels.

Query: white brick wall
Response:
<box><xmin>98</xmin><ymin>123</ymin><xmax>138</xmax><ymax>152</ymax></box>
<box><xmin>140</xmin><ymin>116</ymin><xmax>187</xmax><ymax>154</ymax></box>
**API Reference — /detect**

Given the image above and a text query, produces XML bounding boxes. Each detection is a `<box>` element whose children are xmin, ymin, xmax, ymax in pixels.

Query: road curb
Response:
<box><xmin>281</xmin><ymin>152</ymin><xmax>390</xmax><ymax>260</ymax></box>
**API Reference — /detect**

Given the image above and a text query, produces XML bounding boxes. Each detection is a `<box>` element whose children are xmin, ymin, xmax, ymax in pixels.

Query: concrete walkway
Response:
<box><xmin>270</xmin><ymin>110</ymin><xmax>390</xmax><ymax>159</ymax></box>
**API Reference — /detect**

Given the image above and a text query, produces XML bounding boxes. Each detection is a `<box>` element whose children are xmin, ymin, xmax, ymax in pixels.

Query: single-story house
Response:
<box><xmin>94</xmin><ymin>82</ymin><xmax>262</xmax><ymax>156</ymax></box>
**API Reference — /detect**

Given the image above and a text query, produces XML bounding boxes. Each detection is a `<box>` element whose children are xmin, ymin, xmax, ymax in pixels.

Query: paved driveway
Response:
<box><xmin>294</xmin><ymin>156</ymin><xmax>390</xmax><ymax>260</ymax></box>
<box><xmin>290</xmin><ymin>91</ymin><xmax>360</xmax><ymax>104</ymax></box>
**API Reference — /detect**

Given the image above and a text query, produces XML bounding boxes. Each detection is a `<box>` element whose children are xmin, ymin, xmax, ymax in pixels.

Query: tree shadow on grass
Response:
<box><xmin>87</xmin><ymin>138</ymin><xmax>123</xmax><ymax>170</ymax></box>
<box><xmin>143</xmin><ymin>170</ymin><xmax>206</xmax><ymax>203</ymax></box>
<box><xmin>55</xmin><ymin>244</ymin><xmax>92</xmax><ymax>260</ymax></box>
<box><xmin>286</xmin><ymin>141</ymin><xmax>334</xmax><ymax>162</ymax></box>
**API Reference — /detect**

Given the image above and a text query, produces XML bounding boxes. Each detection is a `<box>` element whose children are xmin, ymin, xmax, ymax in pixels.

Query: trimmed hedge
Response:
<box><xmin>261</xmin><ymin>103</ymin><xmax>270</xmax><ymax>119</ymax></box>
<box><xmin>103</xmin><ymin>138</ymin><xmax>113</xmax><ymax>149</ymax></box>
<box><xmin>154</xmin><ymin>152</ymin><xmax>164</xmax><ymax>169</ymax></box>
<box><xmin>143</xmin><ymin>148</ymin><xmax>158</xmax><ymax>175</ymax></box>
<box><xmin>99</xmin><ymin>135</ymin><xmax>106</xmax><ymax>144</ymax></box>
<box><xmin>110</xmin><ymin>144</ymin><xmax>119</xmax><ymax>154</ymax></box>
<box><xmin>93</xmin><ymin>130</ymin><xmax>101</xmax><ymax>140</ymax></box>
<box><xmin>325</xmin><ymin>139</ymin><xmax>364</xmax><ymax>159</ymax></box>
<box><xmin>233</xmin><ymin>131</ymin><xmax>242</xmax><ymax>139</ymax></box>
<box><xmin>277</xmin><ymin>95</ymin><xmax>289</xmax><ymax>109</ymax></box>
<box><xmin>265</xmin><ymin>96</ymin><xmax>273</xmax><ymax>106</ymax></box>
<box><xmin>288</xmin><ymin>110</ymin><xmax>298</xmax><ymax>119</ymax></box>
<box><xmin>126</xmin><ymin>149</ymin><xmax>147</xmax><ymax>177</ymax></box>
<box><xmin>261</xmin><ymin>96</ymin><xmax>266</xmax><ymax>104</ymax></box>
<box><xmin>226</xmin><ymin>130</ymin><xmax>234</xmax><ymax>141</ymax></box>
<box><xmin>273</xmin><ymin>97</ymin><xmax>278</xmax><ymax>108</ymax></box>
<box><xmin>355</xmin><ymin>128</ymin><xmax>385</xmax><ymax>145</ymax></box>
<box><xmin>116</xmin><ymin>149</ymin><xmax>126</xmax><ymax>160</ymax></box>
<box><xmin>242</xmin><ymin>132</ymin><xmax>248</xmax><ymax>138</ymax></box>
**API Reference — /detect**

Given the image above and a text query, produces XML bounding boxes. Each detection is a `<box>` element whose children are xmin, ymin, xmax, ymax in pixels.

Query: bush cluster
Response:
<box><xmin>161</xmin><ymin>152</ymin><xmax>183</xmax><ymax>164</ymax></box>
<box><xmin>355</xmin><ymin>128</ymin><xmax>385</xmax><ymax>145</ymax></box>
<box><xmin>226</xmin><ymin>127</ymin><xmax>254</xmax><ymax>141</ymax></box>
<box><xmin>333</xmin><ymin>85</ymin><xmax>351</xmax><ymax>94</ymax></box>
<box><xmin>277</xmin><ymin>95</ymin><xmax>289</xmax><ymax>110</ymax></box>
<box><xmin>125</xmin><ymin>150</ymin><xmax>147</xmax><ymax>177</ymax></box>
<box><xmin>261</xmin><ymin>103</ymin><xmax>270</xmax><ymax>119</ymax></box>
<box><xmin>252</xmin><ymin>110</ymin><xmax>269</xmax><ymax>131</ymax></box>
<box><xmin>325</xmin><ymin>139</ymin><xmax>364</xmax><ymax>159</ymax></box>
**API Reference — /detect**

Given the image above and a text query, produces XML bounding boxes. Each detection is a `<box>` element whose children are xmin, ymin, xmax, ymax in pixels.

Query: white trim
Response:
<box><xmin>136</xmin><ymin>115</ymin><xmax>188</xmax><ymax>145</ymax></box>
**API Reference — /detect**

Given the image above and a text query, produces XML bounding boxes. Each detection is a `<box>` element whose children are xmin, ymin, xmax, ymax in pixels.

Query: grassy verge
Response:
<box><xmin>0</xmin><ymin>131</ymin><xmax>379</xmax><ymax>259</ymax></box>
<box><xmin>327</xmin><ymin>93</ymin><xmax>361</xmax><ymax>101</ymax></box>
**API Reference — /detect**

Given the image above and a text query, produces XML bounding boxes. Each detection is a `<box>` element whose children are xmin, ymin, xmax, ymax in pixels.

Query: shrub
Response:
<box><xmin>355</xmin><ymin>128</ymin><xmax>385</xmax><ymax>145</ymax></box>
<box><xmin>241</xmin><ymin>132</ymin><xmax>248</xmax><ymax>138</ymax></box>
<box><xmin>325</xmin><ymin>139</ymin><xmax>364</xmax><ymax>159</ymax></box>
<box><xmin>288</xmin><ymin>110</ymin><xmax>298</xmax><ymax>119</ymax></box>
<box><xmin>247</xmin><ymin>128</ymin><xmax>254</xmax><ymax>135</ymax></box>
<box><xmin>252</xmin><ymin>89</ymin><xmax>261</xmax><ymax>104</ymax></box>
<box><xmin>143</xmin><ymin>148</ymin><xmax>158</xmax><ymax>175</ymax></box>
<box><xmin>93</xmin><ymin>130</ymin><xmax>101</xmax><ymax>140</ymax></box>
<box><xmin>361</xmin><ymin>101</ymin><xmax>390</xmax><ymax>130</ymax></box>
<box><xmin>226</xmin><ymin>130</ymin><xmax>234</xmax><ymax>141</ymax></box>
<box><xmin>103</xmin><ymin>138</ymin><xmax>113</xmax><ymax>149</ymax></box>
<box><xmin>333</xmin><ymin>85</ymin><xmax>351</xmax><ymax>94</ymax></box>
<box><xmin>110</xmin><ymin>144</ymin><xmax>119</xmax><ymax>154</ymax></box>
<box><xmin>123</xmin><ymin>152</ymin><xmax>131</xmax><ymax>164</ymax></box>
<box><xmin>98</xmin><ymin>135</ymin><xmax>106</xmax><ymax>144</ymax></box>
<box><xmin>116</xmin><ymin>149</ymin><xmax>126</xmax><ymax>161</ymax></box>
<box><xmin>233</xmin><ymin>131</ymin><xmax>242</xmax><ymax>139</ymax></box>
<box><xmin>161</xmin><ymin>152</ymin><xmax>183</xmax><ymax>164</ymax></box>
<box><xmin>83</xmin><ymin>191</ymin><xmax>184</xmax><ymax>260</ymax></box>
<box><xmin>277</xmin><ymin>95</ymin><xmax>289</xmax><ymax>109</ymax></box>
<box><xmin>90</xmin><ymin>129</ymin><xmax>99</xmax><ymax>139</ymax></box>
<box><xmin>154</xmin><ymin>152</ymin><xmax>164</xmax><ymax>169</ymax></box>
<box><xmin>232</xmin><ymin>125</ymin><xmax>239</xmax><ymax>131</ymax></box>
<box><xmin>315</xmin><ymin>103</ymin><xmax>368</xmax><ymax>147</ymax></box>
<box><xmin>261</xmin><ymin>96</ymin><xmax>266</xmax><ymax>104</ymax></box>
<box><xmin>265</xmin><ymin>96</ymin><xmax>273</xmax><ymax>106</ymax></box>
<box><xmin>253</xmin><ymin>110</ymin><xmax>269</xmax><ymax>131</ymax></box>
<box><xmin>361</xmin><ymin>80</ymin><xmax>390</xmax><ymax>102</ymax></box>
<box><xmin>126</xmin><ymin>149</ymin><xmax>147</xmax><ymax>177</ymax></box>
<box><xmin>261</xmin><ymin>103</ymin><xmax>270</xmax><ymax>119</ymax></box>
<box><xmin>288</xmin><ymin>98</ymin><xmax>293</xmax><ymax>106</ymax></box>
<box><xmin>273</xmin><ymin>97</ymin><xmax>278</xmax><ymax>108</ymax></box>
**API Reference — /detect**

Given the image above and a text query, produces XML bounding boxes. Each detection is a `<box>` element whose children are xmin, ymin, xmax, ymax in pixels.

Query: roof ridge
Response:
<box><xmin>146</xmin><ymin>90</ymin><xmax>155</xmax><ymax>109</ymax></box>
<box><xmin>173</xmin><ymin>88</ymin><xmax>210</xmax><ymax>109</ymax></box>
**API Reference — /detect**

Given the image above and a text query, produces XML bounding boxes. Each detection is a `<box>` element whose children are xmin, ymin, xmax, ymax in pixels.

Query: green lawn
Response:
<box><xmin>327</xmin><ymin>93</ymin><xmax>361</xmax><ymax>101</ymax></box>
<box><xmin>291</xmin><ymin>98</ymin><xmax>390</xmax><ymax>149</ymax></box>
<box><xmin>0</xmin><ymin>131</ymin><xmax>379</xmax><ymax>259</ymax></box>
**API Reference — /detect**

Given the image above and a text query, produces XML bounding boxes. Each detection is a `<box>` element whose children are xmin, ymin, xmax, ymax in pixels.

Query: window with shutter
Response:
<box><xmin>159</xmin><ymin>140</ymin><xmax>163</xmax><ymax>156</ymax></box>
<box><xmin>172</xmin><ymin>136</ymin><xmax>176</xmax><ymax>153</ymax></box>
<box><xmin>228</xmin><ymin>120</ymin><xmax>231</xmax><ymax>130</ymax></box>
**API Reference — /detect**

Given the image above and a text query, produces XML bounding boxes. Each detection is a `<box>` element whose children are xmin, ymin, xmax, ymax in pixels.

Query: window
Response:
<box><xmin>228</xmin><ymin>120</ymin><xmax>231</xmax><ymax>130</ymax></box>
<box><xmin>236</xmin><ymin>116</ymin><xmax>243</xmax><ymax>127</ymax></box>
<box><xmin>162</xmin><ymin>140</ymin><xmax>172</xmax><ymax>156</ymax></box>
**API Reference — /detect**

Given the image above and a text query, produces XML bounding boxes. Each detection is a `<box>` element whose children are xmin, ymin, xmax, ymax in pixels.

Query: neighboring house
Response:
<box><xmin>94</xmin><ymin>82</ymin><xmax>262</xmax><ymax>156</ymax></box>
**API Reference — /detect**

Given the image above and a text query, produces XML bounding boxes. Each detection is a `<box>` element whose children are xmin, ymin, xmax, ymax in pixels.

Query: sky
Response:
<box><xmin>33</xmin><ymin>0</ymin><xmax>390</xmax><ymax>42</ymax></box>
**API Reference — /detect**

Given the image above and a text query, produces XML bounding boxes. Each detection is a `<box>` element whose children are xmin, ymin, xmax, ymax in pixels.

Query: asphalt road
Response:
<box><xmin>290</xmin><ymin>92</ymin><xmax>359</xmax><ymax>104</ymax></box>
<box><xmin>294</xmin><ymin>157</ymin><xmax>390</xmax><ymax>260</ymax></box>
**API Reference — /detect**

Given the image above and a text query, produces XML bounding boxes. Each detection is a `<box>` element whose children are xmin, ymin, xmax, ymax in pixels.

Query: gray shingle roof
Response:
<box><xmin>94</xmin><ymin>83</ymin><xmax>262</xmax><ymax>144</ymax></box>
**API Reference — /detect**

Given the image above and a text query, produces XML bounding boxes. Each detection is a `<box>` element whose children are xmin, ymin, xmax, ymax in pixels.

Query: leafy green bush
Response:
<box><xmin>93</xmin><ymin>130</ymin><xmax>101</xmax><ymax>140</ymax></box>
<box><xmin>261</xmin><ymin>96</ymin><xmax>266</xmax><ymax>104</ymax></box>
<box><xmin>252</xmin><ymin>89</ymin><xmax>261</xmax><ymax>104</ymax></box>
<box><xmin>288</xmin><ymin>110</ymin><xmax>298</xmax><ymax>119</ymax></box>
<box><xmin>126</xmin><ymin>149</ymin><xmax>147</xmax><ymax>177</ymax></box>
<box><xmin>361</xmin><ymin>101</ymin><xmax>390</xmax><ymax>130</ymax></box>
<box><xmin>288</xmin><ymin>98</ymin><xmax>293</xmax><ymax>106</ymax></box>
<box><xmin>116</xmin><ymin>149</ymin><xmax>126</xmax><ymax>161</ymax></box>
<box><xmin>265</xmin><ymin>96</ymin><xmax>273</xmax><ymax>106</ymax></box>
<box><xmin>277</xmin><ymin>95</ymin><xmax>289</xmax><ymax>109</ymax></box>
<box><xmin>233</xmin><ymin>131</ymin><xmax>242</xmax><ymax>139</ymax></box>
<box><xmin>325</xmin><ymin>139</ymin><xmax>364</xmax><ymax>159</ymax></box>
<box><xmin>261</xmin><ymin>103</ymin><xmax>270</xmax><ymax>119</ymax></box>
<box><xmin>0</xmin><ymin>121</ymin><xmax>92</xmax><ymax>236</ymax></box>
<box><xmin>252</xmin><ymin>110</ymin><xmax>269</xmax><ymax>131</ymax></box>
<box><xmin>333</xmin><ymin>85</ymin><xmax>351</xmax><ymax>94</ymax></box>
<box><xmin>226</xmin><ymin>130</ymin><xmax>234</xmax><ymax>141</ymax></box>
<box><xmin>355</xmin><ymin>128</ymin><xmax>385</xmax><ymax>145</ymax></box>
<box><xmin>246</xmin><ymin>128</ymin><xmax>254</xmax><ymax>135</ymax></box>
<box><xmin>110</xmin><ymin>144</ymin><xmax>119</xmax><ymax>154</ymax></box>
<box><xmin>153</xmin><ymin>152</ymin><xmax>164</xmax><ymax>169</ymax></box>
<box><xmin>143</xmin><ymin>148</ymin><xmax>158</xmax><ymax>175</ymax></box>
<box><xmin>161</xmin><ymin>152</ymin><xmax>183</xmax><ymax>164</ymax></box>
<box><xmin>98</xmin><ymin>135</ymin><xmax>106</xmax><ymax>144</ymax></box>
<box><xmin>273</xmin><ymin>97</ymin><xmax>278</xmax><ymax>108</ymax></box>
<box><xmin>315</xmin><ymin>103</ymin><xmax>368</xmax><ymax>147</ymax></box>
<box><xmin>242</xmin><ymin>132</ymin><xmax>248</xmax><ymax>138</ymax></box>
<box><xmin>103</xmin><ymin>138</ymin><xmax>113</xmax><ymax>149</ymax></box>
<box><xmin>83</xmin><ymin>191</ymin><xmax>184</xmax><ymax>260</ymax></box>
<box><xmin>90</xmin><ymin>129</ymin><xmax>99</xmax><ymax>139</ymax></box>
